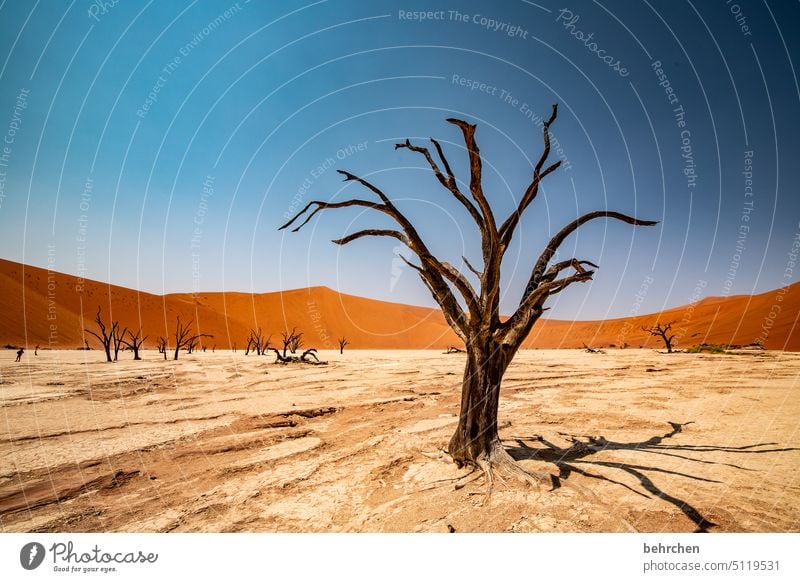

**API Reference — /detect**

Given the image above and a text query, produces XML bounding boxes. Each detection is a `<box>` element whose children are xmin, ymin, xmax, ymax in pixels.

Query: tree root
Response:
<box><xmin>473</xmin><ymin>441</ymin><xmax>555</xmax><ymax>500</ymax></box>
<box><xmin>443</xmin><ymin>440</ymin><xmax>639</xmax><ymax>531</ymax></box>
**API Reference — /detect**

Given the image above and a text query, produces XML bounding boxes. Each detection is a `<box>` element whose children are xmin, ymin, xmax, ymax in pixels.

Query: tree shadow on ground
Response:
<box><xmin>503</xmin><ymin>422</ymin><xmax>800</xmax><ymax>532</ymax></box>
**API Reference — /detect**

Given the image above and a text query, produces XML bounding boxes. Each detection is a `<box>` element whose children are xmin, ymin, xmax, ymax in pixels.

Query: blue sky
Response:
<box><xmin>0</xmin><ymin>0</ymin><xmax>798</xmax><ymax>320</ymax></box>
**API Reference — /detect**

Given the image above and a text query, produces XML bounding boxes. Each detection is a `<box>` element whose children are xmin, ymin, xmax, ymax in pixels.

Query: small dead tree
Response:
<box><xmin>269</xmin><ymin>347</ymin><xmax>326</xmax><ymax>365</ymax></box>
<box><xmin>121</xmin><ymin>329</ymin><xmax>148</xmax><ymax>360</ymax></box>
<box><xmin>337</xmin><ymin>336</ymin><xmax>349</xmax><ymax>354</ymax></box>
<box><xmin>582</xmin><ymin>343</ymin><xmax>605</xmax><ymax>354</ymax></box>
<box><xmin>281</xmin><ymin>327</ymin><xmax>302</xmax><ymax>357</ymax></box>
<box><xmin>642</xmin><ymin>321</ymin><xmax>677</xmax><ymax>353</ymax></box>
<box><xmin>281</xmin><ymin>104</ymin><xmax>657</xmax><ymax>488</ymax></box>
<box><xmin>246</xmin><ymin>328</ymin><xmax>268</xmax><ymax>355</ymax></box>
<box><xmin>289</xmin><ymin>331</ymin><xmax>303</xmax><ymax>354</ymax></box>
<box><xmin>84</xmin><ymin>306</ymin><xmax>115</xmax><ymax>362</ymax></box>
<box><xmin>112</xmin><ymin>324</ymin><xmax>128</xmax><ymax>361</ymax></box>
<box><xmin>172</xmin><ymin>316</ymin><xmax>212</xmax><ymax>360</ymax></box>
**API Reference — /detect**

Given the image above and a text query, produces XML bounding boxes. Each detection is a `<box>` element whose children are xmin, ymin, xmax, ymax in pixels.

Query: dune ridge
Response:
<box><xmin>0</xmin><ymin>258</ymin><xmax>797</xmax><ymax>350</ymax></box>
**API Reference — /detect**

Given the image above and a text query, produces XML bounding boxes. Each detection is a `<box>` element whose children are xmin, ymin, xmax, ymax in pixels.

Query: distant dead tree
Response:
<box><xmin>444</xmin><ymin>346</ymin><xmax>465</xmax><ymax>354</ymax></box>
<box><xmin>281</xmin><ymin>104</ymin><xmax>657</xmax><ymax>489</ymax></box>
<box><xmin>34</xmin><ymin>344</ymin><xmax>39</xmax><ymax>356</ymax></box>
<box><xmin>186</xmin><ymin>337</ymin><xmax>198</xmax><ymax>354</ymax></box>
<box><xmin>156</xmin><ymin>336</ymin><xmax>167</xmax><ymax>360</ymax></box>
<box><xmin>642</xmin><ymin>321</ymin><xmax>677</xmax><ymax>353</ymax></box>
<box><xmin>172</xmin><ymin>316</ymin><xmax>212</xmax><ymax>360</ymax></box>
<box><xmin>337</xmin><ymin>336</ymin><xmax>349</xmax><ymax>354</ymax></box>
<box><xmin>582</xmin><ymin>343</ymin><xmax>606</xmax><ymax>354</ymax></box>
<box><xmin>112</xmin><ymin>324</ymin><xmax>128</xmax><ymax>361</ymax></box>
<box><xmin>280</xmin><ymin>327</ymin><xmax>302</xmax><ymax>357</ymax></box>
<box><xmin>121</xmin><ymin>329</ymin><xmax>147</xmax><ymax>360</ymax></box>
<box><xmin>246</xmin><ymin>328</ymin><xmax>269</xmax><ymax>355</ymax></box>
<box><xmin>268</xmin><ymin>347</ymin><xmax>325</xmax><ymax>365</ymax></box>
<box><xmin>84</xmin><ymin>306</ymin><xmax>118</xmax><ymax>362</ymax></box>
<box><xmin>288</xmin><ymin>330</ymin><xmax>304</xmax><ymax>354</ymax></box>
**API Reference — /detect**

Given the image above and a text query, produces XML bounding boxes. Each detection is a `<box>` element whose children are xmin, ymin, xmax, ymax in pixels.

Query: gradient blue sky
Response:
<box><xmin>0</xmin><ymin>0</ymin><xmax>798</xmax><ymax>319</ymax></box>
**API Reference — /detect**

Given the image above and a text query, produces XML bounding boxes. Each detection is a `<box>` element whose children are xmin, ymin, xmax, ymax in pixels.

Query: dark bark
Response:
<box><xmin>448</xmin><ymin>343</ymin><xmax>512</xmax><ymax>466</ymax></box>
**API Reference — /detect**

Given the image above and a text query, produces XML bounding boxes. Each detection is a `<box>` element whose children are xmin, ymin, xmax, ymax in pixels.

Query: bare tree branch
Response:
<box><xmin>445</xmin><ymin>118</ymin><xmax>498</xmax><ymax>239</ymax></box>
<box><xmin>524</xmin><ymin>211</ymin><xmax>659</xmax><ymax>299</ymax></box>
<box><xmin>462</xmin><ymin>256</ymin><xmax>483</xmax><ymax>279</ymax></box>
<box><xmin>332</xmin><ymin>229</ymin><xmax>407</xmax><ymax>246</ymax></box>
<box><xmin>280</xmin><ymin>170</ymin><xmax>480</xmax><ymax>331</ymax></box>
<box><xmin>279</xmin><ymin>199</ymin><xmax>383</xmax><ymax>232</ymax></box>
<box><xmin>395</xmin><ymin>138</ymin><xmax>484</xmax><ymax>229</ymax></box>
<box><xmin>501</xmin><ymin>268</ymin><xmax>595</xmax><ymax>344</ymax></box>
<box><xmin>498</xmin><ymin>104</ymin><xmax>560</xmax><ymax>248</ymax></box>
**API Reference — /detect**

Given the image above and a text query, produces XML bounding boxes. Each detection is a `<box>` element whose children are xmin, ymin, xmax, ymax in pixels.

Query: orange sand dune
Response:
<box><xmin>0</xmin><ymin>258</ymin><xmax>797</xmax><ymax>350</ymax></box>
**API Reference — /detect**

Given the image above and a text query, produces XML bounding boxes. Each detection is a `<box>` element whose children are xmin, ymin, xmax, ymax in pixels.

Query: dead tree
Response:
<box><xmin>84</xmin><ymin>306</ymin><xmax>116</xmax><ymax>362</ymax></box>
<box><xmin>121</xmin><ymin>329</ymin><xmax>148</xmax><ymax>360</ymax></box>
<box><xmin>281</xmin><ymin>104</ymin><xmax>657</xmax><ymax>488</ymax></box>
<box><xmin>289</xmin><ymin>331</ymin><xmax>303</xmax><ymax>354</ymax></box>
<box><xmin>444</xmin><ymin>346</ymin><xmax>465</xmax><ymax>354</ymax></box>
<box><xmin>280</xmin><ymin>327</ymin><xmax>302</xmax><ymax>357</ymax></box>
<box><xmin>112</xmin><ymin>324</ymin><xmax>128</xmax><ymax>361</ymax></box>
<box><xmin>337</xmin><ymin>336</ymin><xmax>349</xmax><ymax>354</ymax></box>
<box><xmin>246</xmin><ymin>328</ymin><xmax>268</xmax><ymax>355</ymax></box>
<box><xmin>582</xmin><ymin>343</ymin><xmax>605</xmax><ymax>354</ymax></box>
<box><xmin>268</xmin><ymin>347</ymin><xmax>326</xmax><ymax>365</ymax></box>
<box><xmin>642</xmin><ymin>321</ymin><xmax>677</xmax><ymax>353</ymax></box>
<box><xmin>172</xmin><ymin>316</ymin><xmax>212</xmax><ymax>360</ymax></box>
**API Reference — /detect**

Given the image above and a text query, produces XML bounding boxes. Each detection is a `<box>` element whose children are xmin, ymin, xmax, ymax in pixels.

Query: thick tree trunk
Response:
<box><xmin>448</xmin><ymin>343</ymin><xmax>510</xmax><ymax>467</ymax></box>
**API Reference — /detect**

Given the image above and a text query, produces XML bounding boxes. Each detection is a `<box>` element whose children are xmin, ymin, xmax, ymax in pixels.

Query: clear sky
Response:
<box><xmin>0</xmin><ymin>0</ymin><xmax>798</xmax><ymax>320</ymax></box>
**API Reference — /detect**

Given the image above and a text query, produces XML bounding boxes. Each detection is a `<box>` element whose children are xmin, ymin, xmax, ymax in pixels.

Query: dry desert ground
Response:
<box><xmin>1</xmin><ymin>348</ymin><xmax>799</xmax><ymax>533</ymax></box>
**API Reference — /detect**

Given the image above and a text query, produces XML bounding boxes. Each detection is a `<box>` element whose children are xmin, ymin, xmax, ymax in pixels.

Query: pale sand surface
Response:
<box><xmin>1</xmin><ymin>349</ymin><xmax>798</xmax><ymax>532</ymax></box>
